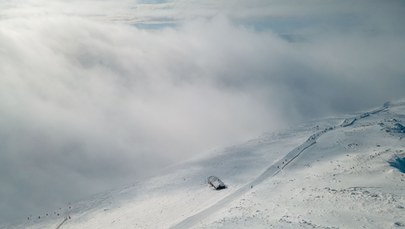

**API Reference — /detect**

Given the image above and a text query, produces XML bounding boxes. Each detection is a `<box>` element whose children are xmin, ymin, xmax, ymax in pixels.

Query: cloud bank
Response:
<box><xmin>0</xmin><ymin>0</ymin><xmax>405</xmax><ymax>223</ymax></box>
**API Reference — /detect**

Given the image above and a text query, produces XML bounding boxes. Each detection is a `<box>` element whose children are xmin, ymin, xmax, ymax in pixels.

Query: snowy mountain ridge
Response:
<box><xmin>4</xmin><ymin>99</ymin><xmax>405</xmax><ymax>229</ymax></box>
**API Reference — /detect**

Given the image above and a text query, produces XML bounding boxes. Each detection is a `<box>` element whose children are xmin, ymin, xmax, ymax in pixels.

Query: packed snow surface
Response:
<box><xmin>4</xmin><ymin>100</ymin><xmax>405</xmax><ymax>229</ymax></box>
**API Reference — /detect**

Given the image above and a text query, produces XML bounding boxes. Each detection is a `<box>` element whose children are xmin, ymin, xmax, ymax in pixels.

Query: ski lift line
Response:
<box><xmin>170</xmin><ymin>102</ymin><xmax>389</xmax><ymax>229</ymax></box>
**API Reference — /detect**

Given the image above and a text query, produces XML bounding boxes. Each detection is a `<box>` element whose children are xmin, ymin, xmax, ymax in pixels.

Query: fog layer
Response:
<box><xmin>0</xmin><ymin>0</ymin><xmax>404</xmax><ymax>222</ymax></box>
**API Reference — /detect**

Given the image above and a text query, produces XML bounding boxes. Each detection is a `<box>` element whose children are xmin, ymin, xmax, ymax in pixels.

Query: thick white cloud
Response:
<box><xmin>0</xmin><ymin>13</ymin><xmax>284</xmax><ymax>222</ymax></box>
<box><xmin>0</xmin><ymin>0</ymin><xmax>405</xmax><ymax>223</ymax></box>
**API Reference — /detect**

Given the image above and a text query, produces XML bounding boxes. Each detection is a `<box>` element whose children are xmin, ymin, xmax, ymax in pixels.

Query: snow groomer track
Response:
<box><xmin>170</xmin><ymin>103</ymin><xmax>390</xmax><ymax>229</ymax></box>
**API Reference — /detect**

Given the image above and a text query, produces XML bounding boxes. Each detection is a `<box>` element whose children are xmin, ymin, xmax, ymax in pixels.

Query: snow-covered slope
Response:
<box><xmin>5</xmin><ymin>100</ymin><xmax>405</xmax><ymax>229</ymax></box>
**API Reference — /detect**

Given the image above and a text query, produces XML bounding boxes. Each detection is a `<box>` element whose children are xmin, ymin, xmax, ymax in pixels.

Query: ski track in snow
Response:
<box><xmin>55</xmin><ymin>218</ymin><xmax>68</xmax><ymax>229</ymax></box>
<box><xmin>170</xmin><ymin>103</ymin><xmax>389</xmax><ymax>229</ymax></box>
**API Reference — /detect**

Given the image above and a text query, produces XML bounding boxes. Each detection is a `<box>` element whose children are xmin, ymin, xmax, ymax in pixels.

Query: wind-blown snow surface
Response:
<box><xmin>5</xmin><ymin>100</ymin><xmax>405</xmax><ymax>229</ymax></box>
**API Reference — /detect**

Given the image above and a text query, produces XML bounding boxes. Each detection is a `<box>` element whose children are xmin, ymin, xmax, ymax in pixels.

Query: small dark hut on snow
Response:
<box><xmin>207</xmin><ymin>176</ymin><xmax>226</xmax><ymax>190</ymax></box>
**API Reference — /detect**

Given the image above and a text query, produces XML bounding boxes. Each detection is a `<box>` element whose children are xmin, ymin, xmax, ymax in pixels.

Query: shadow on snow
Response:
<box><xmin>389</xmin><ymin>156</ymin><xmax>405</xmax><ymax>173</ymax></box>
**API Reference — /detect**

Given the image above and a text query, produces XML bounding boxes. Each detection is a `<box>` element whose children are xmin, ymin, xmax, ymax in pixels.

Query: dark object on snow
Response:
<box><xmin>389</xmin><ymin>155</ymin><xmax>405</xmax><ymax>173</ymax></box>
<box><xmin>207</xmin><ymin>176</ymin><xmax>226</xmax><ymax>190</ymax></box>
<box><xmin>384</xmin><ymin>123</ymin><xmax>405</xmax><ymax>134</ymax></box>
